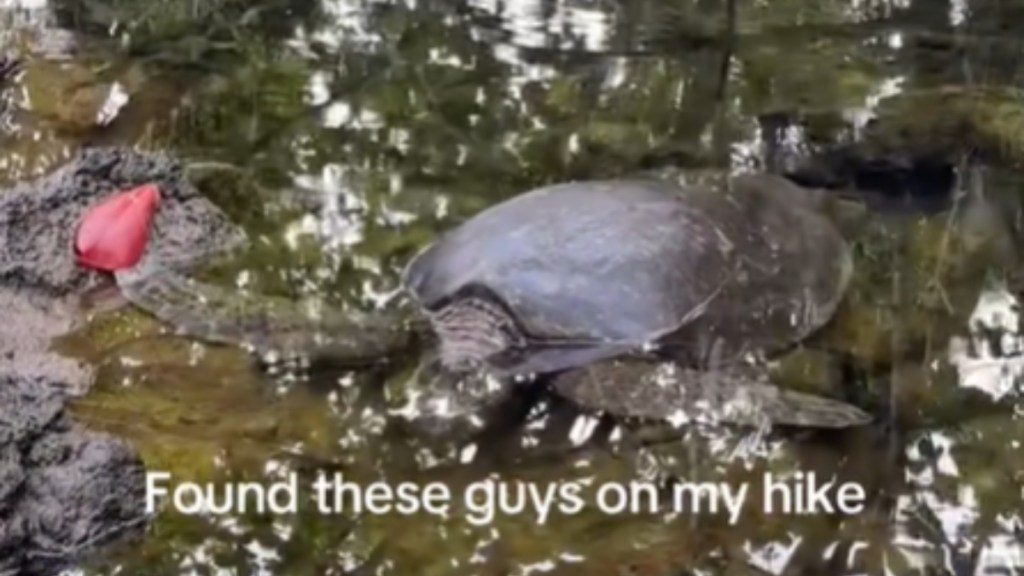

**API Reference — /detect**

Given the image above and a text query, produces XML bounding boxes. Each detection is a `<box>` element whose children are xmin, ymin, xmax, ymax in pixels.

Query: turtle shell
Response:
<box><xmin>403</xmin><ymin>174</ymin><xmax>852</xmax><ymax>371</ymax></box>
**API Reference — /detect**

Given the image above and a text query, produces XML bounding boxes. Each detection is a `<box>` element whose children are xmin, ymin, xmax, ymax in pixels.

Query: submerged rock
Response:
<box><xmin>781</xmin><ymin>86</ymin><xmax>1024</xmax><ymax>214</ymax></box>
<box><xmin>785</xmin><ymin>147</ymin><xmax>956</xmax><ymax>214</ymax></box>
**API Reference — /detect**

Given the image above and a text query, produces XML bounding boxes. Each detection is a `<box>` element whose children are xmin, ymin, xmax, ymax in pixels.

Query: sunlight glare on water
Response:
<box><xmin>468</xmin><ymin>0</ymin><xmax>612</xmax><ymax>51</ymax></box>
<box><xmin>0</xmin><ymin>0</ymin><xmax>46</xmax><ymax>8</ymax></box>
<box><xmin>9</xmin><ymin>0</ymin><xmax>1024</xmax><ymax>573</ymax></box>
<box><xmin>949</xmin><ymin>286</ymin><xmax>1024</xmax><ymax>401</ymax></box>
<box><xmin>744</xmin><ymin>534</ymin><xmax>802</xmax><ymax>576</ymax></box>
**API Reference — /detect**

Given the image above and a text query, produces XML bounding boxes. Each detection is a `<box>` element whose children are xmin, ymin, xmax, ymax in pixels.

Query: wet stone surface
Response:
<box><xmin>0</xmin><ymin>146</ymin><xmax>244</xmax><ymax>298</ymax></box>
<box><xmin>0</xmin><ymin>146</ymin><xmax>245</xmax><ymax>389</ymax></box>
<box><xmin>0</xmin><ymin>375</ymin><xmax>147</xmax><ymax>576</ymax></box>
<box><xmin>0</xmin><ymin>146</ymin><xmax>244</xmax><ymax>573</ymax></box>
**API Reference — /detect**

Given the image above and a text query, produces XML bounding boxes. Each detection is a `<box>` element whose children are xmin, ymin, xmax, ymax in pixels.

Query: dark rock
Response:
<box><xmin>784</xmin><ymin>145</ymin><xmax>956</xmax><ymax>214</ymax></box>
<box><xmin>0</xmin><ymin>146</ymin><xmax>245</xmax><ymax>574</ymax></box>
<box><xmin>756</xmin><ymin>110</ymin><xmax>957</xmax><ymax>214</ymax></box>
<box><xmin>0</xmin><ymin>376</ymin><xmax>147</xmax><ymax>576</ymax></box>
<box><xmin>0</xmin><ymin>146</ymin><xmax>245</xmax><ymax>297</ymax></box>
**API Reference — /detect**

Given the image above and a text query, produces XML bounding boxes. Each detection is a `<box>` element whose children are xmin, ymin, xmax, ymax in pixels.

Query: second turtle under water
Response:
<box><xmin>106</xmin><ymin>172</ymin><xmax>870</xmax><ymax>429</ymax></box>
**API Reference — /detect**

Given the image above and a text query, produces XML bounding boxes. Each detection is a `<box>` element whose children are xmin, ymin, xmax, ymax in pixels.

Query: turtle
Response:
<box><xmin>92</xmin><ymin>170</ymin><xmax>871</xmax><ymax>430</ymax></box>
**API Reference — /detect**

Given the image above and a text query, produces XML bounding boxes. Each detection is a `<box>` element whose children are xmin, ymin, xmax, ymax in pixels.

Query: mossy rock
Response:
<box><xmin>865</xmin><ymin>86</ymin><xmax>1024</xmax><ymax>166</ymax></box>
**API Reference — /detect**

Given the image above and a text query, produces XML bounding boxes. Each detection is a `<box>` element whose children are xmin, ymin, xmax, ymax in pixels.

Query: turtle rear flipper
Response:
<box><xmin>551</xmin><ymin>359</ymin><xmax>870</xmax><ymax>429</ymax></box>
<box><xmin>742</xmin><ymin>385</ymin><xmax>872</xmax><ymax>429</ymax></box>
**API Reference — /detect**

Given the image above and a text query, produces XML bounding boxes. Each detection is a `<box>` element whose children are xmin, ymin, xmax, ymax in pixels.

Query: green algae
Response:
<box><xmin>12</xmin><ymin>0</ymin><xmax>1024</xmax><ymax>573</ymax></box>
<box><xmin>69</xmin><ymin>334</ymin><xmax>340</xmax><ymax>478</ymax></box>
<box><xmin>865</xmin><ymin>87</ymin><xmax>1024</xmax><ymax>166</ymax></box>
<box><xmin>817</xmin><ymin>208</ymin><xmax>1006</xmax><ymax>369</ymax></box>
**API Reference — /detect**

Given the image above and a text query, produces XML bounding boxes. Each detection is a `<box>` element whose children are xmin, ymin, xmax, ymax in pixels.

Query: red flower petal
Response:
<box><xmin>74</xmin><ymin>184</ymin><xmax>161</xmax><ymax>271</ymax></box>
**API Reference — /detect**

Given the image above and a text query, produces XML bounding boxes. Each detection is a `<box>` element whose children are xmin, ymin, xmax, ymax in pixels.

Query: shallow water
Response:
<box><xmin>6</xmin><ymin>0</ymin><xmax>1024</xmax><ymax>574</ymax></box>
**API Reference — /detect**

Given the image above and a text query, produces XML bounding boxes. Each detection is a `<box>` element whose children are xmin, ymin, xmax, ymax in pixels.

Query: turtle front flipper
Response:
<box><xmin>551</xmin><ymin>359</ymin><xmax>871</xmax><ymax>429</ymax></box>
<box><xmin>113</xmin><ymin>261</ymin><xmax>416</xmax><ymax>369</ymax></box>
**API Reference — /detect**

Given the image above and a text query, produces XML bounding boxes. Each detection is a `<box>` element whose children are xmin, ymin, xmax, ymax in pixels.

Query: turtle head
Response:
<box><xmin>426</xmin><ymin>292</ymin><xmax>525</xmax><ymax>372</ymax></box>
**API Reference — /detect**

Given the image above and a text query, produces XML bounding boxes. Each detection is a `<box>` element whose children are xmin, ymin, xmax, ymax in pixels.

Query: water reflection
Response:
<box><xmin>950</xmin><ymin>286</ymin><xmax>1024</xmax><ymax>401</ymax></box>
<box><xmin>3</xmin><ymin>0</ymin><xmax>1024</xmax><ymax>573</ymax></box>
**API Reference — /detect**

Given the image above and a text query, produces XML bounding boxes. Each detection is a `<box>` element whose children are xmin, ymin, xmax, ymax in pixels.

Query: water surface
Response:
<box><xmin>4</xmin><ymin>0</ymin><xmax>1024</xmax><ymax>573</ymax></box>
